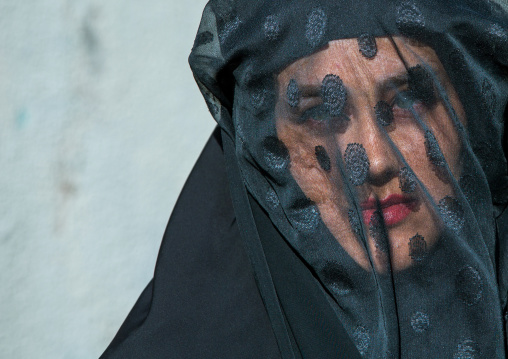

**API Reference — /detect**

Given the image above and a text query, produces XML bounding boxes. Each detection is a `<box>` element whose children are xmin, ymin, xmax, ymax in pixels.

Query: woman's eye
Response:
<box><xmin>299</xmin><ymin>105</ymin><xmax>330</xmax><ymax>123</ymax></box>
<box><xmin>298</xmin><ymin>104</ymin><xmax>350</xmax><ymax>131</ymax></box>
<box><xmin>393</xmin><ymin>91</ymin><xmax>418</xmax><ymax>110</ymax></box>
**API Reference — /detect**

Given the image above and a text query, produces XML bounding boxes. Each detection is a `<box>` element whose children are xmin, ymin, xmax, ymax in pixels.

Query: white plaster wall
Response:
<box><xmin>0</xmin><ymin>1</ymin><xmax>213</xmax><ymax>358</ymax></box>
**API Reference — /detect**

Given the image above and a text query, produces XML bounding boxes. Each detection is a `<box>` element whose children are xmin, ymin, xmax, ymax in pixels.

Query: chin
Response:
<box><xmin>374</xmin><ymin>210</ymin><xmax>439</xmax><ymax>272</ymax></box>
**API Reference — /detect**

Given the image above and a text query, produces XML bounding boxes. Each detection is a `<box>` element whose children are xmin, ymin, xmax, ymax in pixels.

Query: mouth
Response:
<box><xmin>360</xmin><ymin>194</ymin><xmax>418</xmax><ymax>227</ymax></box>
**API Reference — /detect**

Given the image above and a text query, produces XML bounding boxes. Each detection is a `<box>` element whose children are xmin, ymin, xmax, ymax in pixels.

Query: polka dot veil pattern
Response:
<box><xmin>189</xmin><ymin>0</ymin><xmax>508</xmax><ymax>358</ymax></box>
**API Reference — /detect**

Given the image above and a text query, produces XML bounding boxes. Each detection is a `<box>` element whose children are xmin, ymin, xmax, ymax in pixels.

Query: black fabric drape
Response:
<box><xmin>101</xmin><ymin>129</ymin><xmax>281</xmax><ymax>358</ymax></box>
<box><xmin>102</xmin><ymin>0</ymin><xmax>508</xmax><ymax>357</ymax></box>
<box><xmin>101</xmin><ymin>128</ymin><xmax>361</xmax><ymax>358</ymax></box>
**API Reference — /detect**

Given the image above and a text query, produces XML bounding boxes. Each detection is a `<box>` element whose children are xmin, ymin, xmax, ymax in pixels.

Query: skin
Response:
<box><xmin>275</xmin><ymin>37</ymin><xmax>466</xmax><ymax>272</ymax></box>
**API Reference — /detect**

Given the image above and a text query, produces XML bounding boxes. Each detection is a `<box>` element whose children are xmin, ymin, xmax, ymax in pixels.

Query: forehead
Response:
<box><xmin>277</xmin><ymin>37</ymin><xmax>441</xmax><ymax>86</ymax></box>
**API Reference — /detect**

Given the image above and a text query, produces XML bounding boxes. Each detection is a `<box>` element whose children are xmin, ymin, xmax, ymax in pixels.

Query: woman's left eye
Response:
<box><xmin>391</xmin><ymin>90</ymin><xmax>428</xmax><ymax>122</ymax></box>
<box><xmin>393</xmin><ymin>91</ymin><xmax>419</xmax><ymax>110</ymax></box>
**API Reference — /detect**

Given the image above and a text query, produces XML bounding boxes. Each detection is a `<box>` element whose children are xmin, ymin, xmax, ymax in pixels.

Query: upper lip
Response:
<box><xmin>360</xmin><ymin>194</ymin><xmax>413</xmax><ymax>210</ymax></box>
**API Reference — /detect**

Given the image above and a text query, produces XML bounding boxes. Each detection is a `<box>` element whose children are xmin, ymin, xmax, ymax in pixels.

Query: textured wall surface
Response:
<box><xmin>0</xmin><ymin>1</ymin><xmax>212</xmax><ymax>358</ymax></box>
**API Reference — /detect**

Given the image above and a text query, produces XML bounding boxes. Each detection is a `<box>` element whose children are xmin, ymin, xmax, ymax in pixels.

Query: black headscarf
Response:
<box><xmin>101</xmin><ymin>1</ymin><xmax>508</xmax><ymax>358</ymax></box>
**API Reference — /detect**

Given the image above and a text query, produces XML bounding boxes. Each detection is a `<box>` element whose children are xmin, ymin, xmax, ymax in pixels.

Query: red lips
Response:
<box><xmin>360</xmin><ymin>194</ymin><xmax>417</xmax><ymax>227</ymax></box>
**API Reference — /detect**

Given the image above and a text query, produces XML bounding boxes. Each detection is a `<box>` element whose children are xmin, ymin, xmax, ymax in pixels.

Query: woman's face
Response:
<box><xmin>275</xmin><ymin>37</ymin><xmax>466</xmax><ymax>271</ymax></box>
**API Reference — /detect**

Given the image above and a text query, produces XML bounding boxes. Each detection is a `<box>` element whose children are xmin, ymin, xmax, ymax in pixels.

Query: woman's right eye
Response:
<box><xmin>298</xmin><ymin>105</ymin><xmax>330</xmax><ymax>124</ymax></box>
<box><xmin>296</xmin><ymin>104</ymin><xmax>350</xmax><ymax>134</ymax></box>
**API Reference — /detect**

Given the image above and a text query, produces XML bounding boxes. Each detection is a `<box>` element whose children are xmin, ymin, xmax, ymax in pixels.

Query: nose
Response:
<box><xmin>351</xmin><ymin>107</ymin><xmax>399</xmax><ymax>187</ymax></box>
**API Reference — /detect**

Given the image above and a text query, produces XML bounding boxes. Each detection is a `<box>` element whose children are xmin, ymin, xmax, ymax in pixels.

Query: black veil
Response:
<box><xmin>101</xmin><ymin>1</ymin><xmax>508</xmax><ymax>358</ymax></box>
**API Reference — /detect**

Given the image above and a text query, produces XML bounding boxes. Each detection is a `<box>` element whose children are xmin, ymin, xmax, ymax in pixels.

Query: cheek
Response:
<box><xmin>276</xmin><ymin>119</ymin><xmax>372</xmax><ymax>269</ymax></box>
<box><xmin>429</xmin><ymin>106</ymin><xmax>463</xmax><ymax>179</ymax></box>
<box><xmin>390</xmin><ymin>125</ymin><xmax>428</xmax><ymax>177</ymax></box>
<box><xmin>391</xmin><ymin>104</ymin><xmax>462</xmax><ymax>191</ymax></box>
<box><xmin>276</xmin><ymin>121</ymin><xmax>336</xmax><ymax>202</ymax></box>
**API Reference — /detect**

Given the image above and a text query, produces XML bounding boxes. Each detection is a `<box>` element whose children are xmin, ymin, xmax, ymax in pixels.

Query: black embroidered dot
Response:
<box><xmin>456</xmin><ymin>265</ymin><xmax>483</xmax><ymax>306</ymax></box>
<box><xmin>454</xmin><ymin>339</ymin><xmax>480</xmax><ymax>359</ymax></box>
<box><xmin>481</xmin><ymin>78</ymin><xmax>496</xmax><ymax>118</ymax></box>
<box><xmin>315</xmin><ymin>145</ymin><xmax>331</xmax><ymax>172</ymax></box>
<box><xmin>375</xmin><ymin>101</ymin><xmax>393</xmax><ymax>126</ymax></box>
<box><xmin>290</xmin><ymin>198</ymin><xmax>320</xmax><ymax>233</ymax></box>
<box><xmin>489</xmin><ymin>0</ymin><xmax>506</xmax><ymax>15</ymax></box>
<box><xmin>488</xmin><ymin>23</ymin><xmax>508</xmax><ymax>53</ymax></box>
<box><xmin>305</xmin><ymin>8</ymin><xmax>327</xmax><ymax>47</ymax></box>
<box><xmin>489</xmin><ymin>23</ymin><xmax>508</xmax><ymax>41</ymax></box>
<box><xmin>213</xmin><ymin>0</ymin><xmax>235</xmax><ymax>22</ymax></box>
<box><xmin>321</xmin><ymin>74</ymin><xmax>347</xmax><ymax>117</ymax></box>
<box><xmin>408</xmin><ymin>65</ymin><xmax>436</xmax><ymax>106</ymax></box>
<box><xmin>266</xmin><ymin>188</ymin><xmax>280</xmax><ymax>210</ymax></box>
<box><xmin>348</xmin><ymin>209</ymin><xmax>362</xmax><ymax>237</ymax></box>
<box><xmin>263</xmin><ymin>15</ymin><xmax>280</xmax><ymax>41</ymax></box>
<box><xmin>408</xmin><ymin>233</ymin><xmax>426</xmax><ymax>262</ymax></box>
<box><xmin>321</xmin><ymin>261</ymin><xmax>354</xmax><ymax>295</ymax></box>
<box><xmin>487</xmin><ymin>0</ymin><xmax>505</xmax><ymax>15</ymax></box>
<box><xmin>219</xmin><ymin>16</ymin><xmax>240</xmax><ymax>44</ymax></box>
<box><xmin>344</xmin><ymin>143</ymin><xmax>370</xmax><ymax>186</ymax></box>
<box><xmin>251</xmin><ymin>87</ymin><xmax>269</xmax><ymax>111</ymax></box>
<box><xmin>396</xmin><ymin>1</ymin><xmax>425</xmax><ymax>37</ymax></box>
<box><xmin>262</xmin><ymin>136</ymin><xmax>290</xmax><ymax>172</ymax></box>
<box><xmin>424</xmin><ymin>130</ymin><xmax>446</xmax><ymax>167</ymax></box>
<box><xmin>192</xmin><ymin>31</ymin><xmax>213</xmax><ymax>49</ymax></box>
<box><xmin>399</xmin><ymin>167</ymin><xmax>417</xmax><ymax>193</ymax></box>
<box><xmin>410</xmin><ymin>311</ymin><xmax>430</xmax><ymax>333</ymax></box>
<box><xmin>438</xmin><ymin>196</ymin><xmax>465</xmax><ymax>232</ymax></box>
<box><xmin>357</xmin><ymin>34</ymin><xmax>377</xmax><ymax>58</ymax></box>
<box><xmin>286</xmin><ymin>79</ymin><xmax>300</xmax><ymax>108</ymax></box>
<box><xmin>353</xmin><ymin>326</ymin><xmax>370</xmax><ymax>356</ymax></box>
<box><xmin>369</xmin><ymin>210</ymin><xmax>389</xmax><ymax>253</ymax></box>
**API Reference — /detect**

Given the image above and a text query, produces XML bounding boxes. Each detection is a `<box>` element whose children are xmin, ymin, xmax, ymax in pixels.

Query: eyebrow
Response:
<box><xmin>376</xmin><ymin>72</ymin><xmax>410</xmax><ymax>96</ymax></box>
<box><xmin>295</xmin><ymin>73</ymin><xmax>408</xmax><ymax>100</ymax></box>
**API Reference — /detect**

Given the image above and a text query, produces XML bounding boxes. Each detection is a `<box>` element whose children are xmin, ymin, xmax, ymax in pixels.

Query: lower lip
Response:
<box><xmin>362</xmin><ymin>202</ymin><xmax>414</xmax><ymax>227</ymax></box>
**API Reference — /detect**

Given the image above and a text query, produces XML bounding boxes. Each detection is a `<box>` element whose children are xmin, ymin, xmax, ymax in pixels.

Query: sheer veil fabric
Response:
<box><xmin>101</xmin><ymin>1</ymin><xmax>508</xmax><ymax>358</ymax></box>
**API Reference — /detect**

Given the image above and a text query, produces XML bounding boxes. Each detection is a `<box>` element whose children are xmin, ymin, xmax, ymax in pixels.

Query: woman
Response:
<box><xmin>275</xmin><ymin>36</ymin><xmax>466</xmax><ymax>272</ymax></box>
<box><xmin>101</xmin><ymin>0</ymin><xmax>508</xmax><ymax>358</ymax></box>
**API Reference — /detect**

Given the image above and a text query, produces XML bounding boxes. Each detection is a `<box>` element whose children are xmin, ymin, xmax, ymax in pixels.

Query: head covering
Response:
<box><xmin>101</xmin><ymin>1</ymin><xmax>508</xmax><ymax>358</ymax></box>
